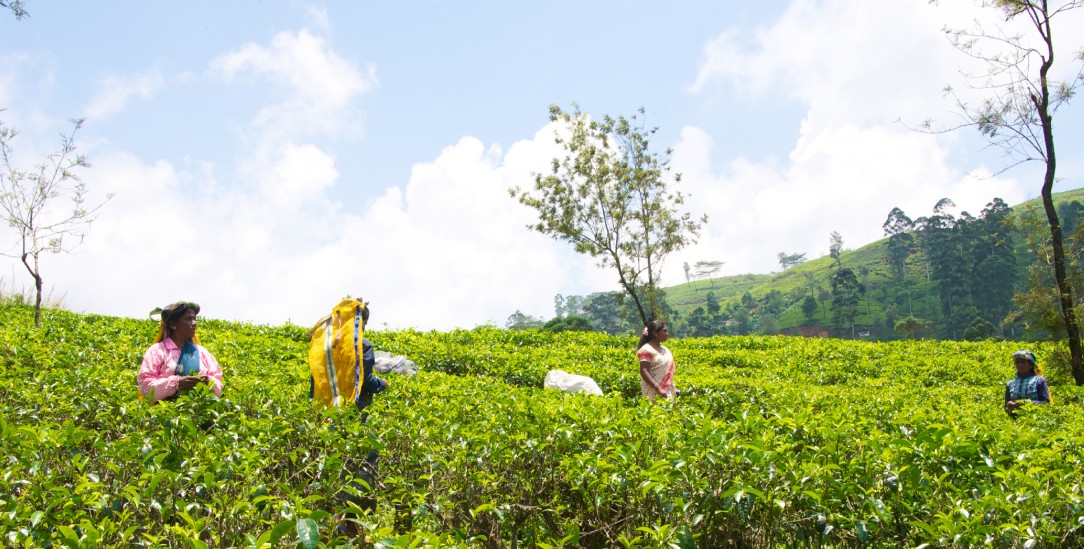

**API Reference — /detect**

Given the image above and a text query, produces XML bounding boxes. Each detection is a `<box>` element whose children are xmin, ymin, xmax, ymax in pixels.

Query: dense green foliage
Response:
<box><xmin>643</xmin><ymin>189</ymin><xmax>1084</xmax><ymax>342</ymax></box>
<box><xmin>3</xmin><ymin>304</ymin><xmax>1084</xmax><ymax>547</ymax></box>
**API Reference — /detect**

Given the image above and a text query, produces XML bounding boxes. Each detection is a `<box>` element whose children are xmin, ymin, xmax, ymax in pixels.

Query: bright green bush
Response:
<box><xmin>2</xmin><ymin>304</ymin><xmax>1083</xmax><ymax>548</ymax></box>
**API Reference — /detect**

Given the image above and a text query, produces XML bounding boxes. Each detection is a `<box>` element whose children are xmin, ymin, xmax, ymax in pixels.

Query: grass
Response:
<box><xmin>0</xmin><ymin>276</ymin><xmax>69</xmax><ymax>309</ymax></box>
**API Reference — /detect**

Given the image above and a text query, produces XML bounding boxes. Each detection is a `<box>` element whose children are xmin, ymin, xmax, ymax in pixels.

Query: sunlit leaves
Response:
<box><xmin>1</xmin><ymin>303</ymin><xmax>1084</xmax><ymax>546</ymax></box>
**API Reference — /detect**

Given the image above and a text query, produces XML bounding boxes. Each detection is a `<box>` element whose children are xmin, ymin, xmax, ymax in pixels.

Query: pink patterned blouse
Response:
<box><xmin>137</xmin><ymin>338</ymin><xmax>224</xmax><ymax>402</ymax></box>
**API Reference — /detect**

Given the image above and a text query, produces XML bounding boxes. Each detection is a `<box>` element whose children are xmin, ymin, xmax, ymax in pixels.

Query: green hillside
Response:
<box><xmin>664</xmin><ymin>273</ymin><xmax>772</xmax><ymax>308</ymax></box>
<box><xmin>663</xmin><ymin>187</ymin><xmax>1084</xmax><ymax>340</ymax></box>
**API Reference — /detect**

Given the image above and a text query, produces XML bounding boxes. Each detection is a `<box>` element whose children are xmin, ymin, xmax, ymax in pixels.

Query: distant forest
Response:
<box><xmin>506</xmin><ymin>189</ymin><xmax>1084</xmax><ymax>343</ymax></box>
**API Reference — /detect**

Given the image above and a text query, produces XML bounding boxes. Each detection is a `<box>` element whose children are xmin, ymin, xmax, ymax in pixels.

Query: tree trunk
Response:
<box><xmin>21</xmin><ymin>251</ymin><xmax>43</xmax><ymax>328</ymax></box>
<box><xmin>1041</xmin><ymin>148</ymin><xmax>1083</xmax><ymax>385</ymax></box>
<box><xmin>33</xmin><ymin>272</ymin><xmax>42</xmax><ymax>329</ymax></box>
<box><xmin>1034</xmin><ymin>5</ymin><xmax>1084</xmax><ymax>385</ymax></box>
<box><xmin>615</xmin><ymin>267</ymin><xmax>649</xmax><ymax>327</ymax></box>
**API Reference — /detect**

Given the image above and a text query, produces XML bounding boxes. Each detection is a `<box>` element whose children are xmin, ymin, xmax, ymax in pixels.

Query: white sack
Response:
<box><xmin>544</xmin><ymin>369</ymin><xmax>603</xmax><ymax>396</ymax></box>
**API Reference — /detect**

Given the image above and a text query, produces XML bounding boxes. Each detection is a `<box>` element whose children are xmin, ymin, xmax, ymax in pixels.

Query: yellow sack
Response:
<box><xmin>308</xmin><ymin>297</ymin><xmax>368</xmax><ymax>408</ymax></box>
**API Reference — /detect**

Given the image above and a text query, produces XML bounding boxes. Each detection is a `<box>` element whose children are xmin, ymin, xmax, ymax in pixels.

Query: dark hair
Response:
<box><xmin>162</xmin><ymin>301</ymin><xmax>200</xmax><ymax>335</ymax></box>
<box><xmin>637</xmin><ymin>320</ymin><xmax>668</xmax><ymax>348</ymax></box>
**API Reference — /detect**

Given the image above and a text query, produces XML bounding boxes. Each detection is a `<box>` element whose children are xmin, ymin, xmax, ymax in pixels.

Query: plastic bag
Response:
<box><xmin>544</xmin><ymin>369</ymin><xmax>603</xmax><ymax>396</ymax></box>
<box><xmin>373</xmin><ymin>350</ymin><xmax>419</xmax><ymax>377</ymax></box>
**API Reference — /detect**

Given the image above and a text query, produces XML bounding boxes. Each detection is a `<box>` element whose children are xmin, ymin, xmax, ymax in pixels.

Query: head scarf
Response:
<box><xmin>150</xmin><ymin>301</ymin><xmax>201</xmax><ymax>345</ymax></box>
<box><xmin>1012</xmin><ymin>350</ymin><xmax>1041</xmax><ymax>375</ymax></box>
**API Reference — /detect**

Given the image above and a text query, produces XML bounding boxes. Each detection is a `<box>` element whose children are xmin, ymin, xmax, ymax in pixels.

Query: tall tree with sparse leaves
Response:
<box><xmin>693</xmin><ymin>260</ymin><xmax>724</xmax><ymax>288</ymax></box>
<box><xmin>778</xmin><ymin>252</ymin><xmax>807</xmax><ymax>271</ymax></box>
<box><xmin>929</xmin><ymin>0</ymin><xmax>1084</xmax><ymax>384</ymax></box>
<box><xmin>511</xmin><ymin>104</ymin><xmax>705</xmax><ymax>326</ymax></box>
<box><xmin>829</xmin><ymin>231</ymin><xmax>844</xmax><ymax>269</ymax></box>
<box><xmin>1</xmin><ymin>118</ymin><xmax>111</xmax><ymax>327</ymax></box>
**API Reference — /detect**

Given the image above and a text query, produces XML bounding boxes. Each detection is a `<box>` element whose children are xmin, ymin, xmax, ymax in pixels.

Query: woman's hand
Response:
<box><xmin>178</xmin><ymin>375</ymin><xmax>206</xmax><ymax>391</ymax></box>
<box><xmin>639</xmin><ymin>362</ymin><xmax>664</xmax><ymax>394</ymax></box>
<box><xmin>1005</xmin><ymin>400</ymin><xmax>1023</xmax><ymax>412</ymax></box>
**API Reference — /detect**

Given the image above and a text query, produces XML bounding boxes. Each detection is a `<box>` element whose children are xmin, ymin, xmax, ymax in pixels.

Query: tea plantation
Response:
<box><xmin>2</xmin><ymin>304</ymin><xmax>1083</xmax><ymax>547</ymax></box>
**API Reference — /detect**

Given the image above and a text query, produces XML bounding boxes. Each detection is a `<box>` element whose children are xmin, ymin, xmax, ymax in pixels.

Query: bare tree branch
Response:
<box><xmin>0</xmin><ymin>117</ymin><xmax>113</xmax><ymax>327</ymax></box>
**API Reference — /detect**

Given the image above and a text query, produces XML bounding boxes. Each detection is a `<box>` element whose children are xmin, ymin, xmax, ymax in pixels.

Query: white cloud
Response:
<box><xmin>690</xmin><ymin>0</ymin><xmax>973</xmax><ymax>127</ymax></box>
<box><xmin>306</xmin><ymin>7</ymin><xmax>332</xmax><ymax>33</ymax></box>
<box><xmin>257</xmin><ymin>141</ymin><xmax>339</xmax><ymax>208</ymax></box>
<box><xmin>83</xmin><ymin>68</ymin><xmax>164</xmax><ymax>120</ymax></box>
<box><xmin>668</xmin><ymin>0</ymin><xmax>1059</xmax><ymax>281</ymax></box>
<box><xmin>210</xmin><ymin>29</ymin><xmax>376</xmax><ymax>140</ymax></box>
<box><xmin>668</xmin><ymin>122</ymin><xmax>1025</xmax><ymax>280</ymax></box>
<box><xmin>691</xmin><ymin>0</ymin><xmax>1083</xmax><ymax>128</ymax></box>
<box><xmin>35</xmin><ymin>124</ymin><xmax>612</xmax><ymax>331</ymax></box>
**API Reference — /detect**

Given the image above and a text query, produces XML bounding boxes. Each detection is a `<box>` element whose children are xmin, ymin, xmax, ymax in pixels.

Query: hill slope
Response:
<box><xmin>663</xmin><ymin>187</ymin><xmax>1084</xmax><ymax>339</ymax></box>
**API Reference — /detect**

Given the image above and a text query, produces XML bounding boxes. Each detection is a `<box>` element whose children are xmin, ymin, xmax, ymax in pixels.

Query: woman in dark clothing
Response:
<box><xmin>1004</xmin><ymin>350</ymin><xmax>1050</xmax><ymax>416</ymax></box>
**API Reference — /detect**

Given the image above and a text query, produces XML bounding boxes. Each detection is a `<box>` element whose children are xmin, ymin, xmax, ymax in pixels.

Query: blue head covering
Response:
<box><xmin>1012</xmin><ymin>350</ymin><xmax>1036</xmax><ymax>366</ymax></box>
<box><xmin>1012</xmin><ymin>350</ymin><xmax>1041</xmax><ymax>375</ymax></box>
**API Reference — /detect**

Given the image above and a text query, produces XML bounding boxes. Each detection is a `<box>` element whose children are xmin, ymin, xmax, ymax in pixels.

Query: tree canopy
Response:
<box><xmin>931</xmin><ymin>0</ymin><xmax>1084</xmax><ymax>384</ymax></box>
<box><xmin>511</xmin><ymin>104</ymin><xmax>705</xmax><ymax>326</ymax></box>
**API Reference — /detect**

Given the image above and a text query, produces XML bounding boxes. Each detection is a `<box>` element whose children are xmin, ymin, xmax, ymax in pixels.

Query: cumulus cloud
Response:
<box><xmin>689</xmin><ymin>0</ymin><xmax>977</xmax><ymax>127</ymax></box>
<box><xmin>670</xmin><ymin>0</ymin><xmax>1051</xmax><ymax>280</ymax></box>
<box><xmin>668</xmin><ymin>124</ymin><xmax>1024</xmax><ymax>279</ymax></box>
<box><xmin>26</xmin><ymin>17</ymin><xmax>611</xmax><ymax>331</ymax></box>
<box><xmin>210</xmin><ymin>29</ymin><xmax>376</xmax><ymax>140</ymax></box>
<box><xmin>83</xmin><ymin>68</ymin><xmax>164</xmax><ymax>120</ymax></box>
<box><xmin>45</xmin><ymin>125</ymin><xmax>611</xmax><ymax>330</ymax></box>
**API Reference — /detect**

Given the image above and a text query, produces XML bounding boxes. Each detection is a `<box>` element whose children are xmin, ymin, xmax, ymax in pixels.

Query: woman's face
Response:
<box><xmin>170</xmin><ymin>309</ymin><xmax>198</xmax><ymax>341</ymax></box>
<box><xmin>655</xmin><ymin>325</ymin><xmax>670</xmax><ymax>343</ymax></box>
<box><xmin>1014</xmin><ymin>357</ymin><xmax>1033</xmax><ymax>377</ymax></box>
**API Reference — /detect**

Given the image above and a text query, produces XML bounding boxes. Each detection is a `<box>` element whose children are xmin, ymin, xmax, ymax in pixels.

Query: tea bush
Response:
<box><xmin>2</xmin><ymin>304</ymin><xmax>1083</xmax><ymax>547</ymax></box>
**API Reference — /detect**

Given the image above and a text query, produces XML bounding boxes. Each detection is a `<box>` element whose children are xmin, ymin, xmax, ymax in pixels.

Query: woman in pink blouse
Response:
<box><xmin>637</xmin><ymin>320</ymin><xmax>677</xmax><ymax>402</ymax></box>
<box><xmin>137</xmin><ymin>301</ymin><xmax>223</xmax><ymax>402</ymax></box>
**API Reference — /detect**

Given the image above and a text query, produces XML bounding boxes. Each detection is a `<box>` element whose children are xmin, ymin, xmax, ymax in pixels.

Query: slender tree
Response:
<box><xmin>830</xmin><ymin>267</ymin><xmax>864</xmax><ymax>337</ymax></box>
<box><xmin>512</xmin><ymin>105</ymin><xmax>706</xmax><ymax>326</ymax></box>
<box><xmin>802</xmin><ymin>295</ymin><xmax>818</xmax><ymax>320</ymax></box>
<box><xmin>693</xmin><ymin>260</ymin><xmax>724</xmax><ymax>288</ymax></box>
<box><xmin>778</xmin><ymin>251</ymin><xmax>807</xmax><ymax>271</ymax></box>
<box><xmin>829</xmin><ymin>231</ymin><xmax>844</xmax><ymax>269</ymax></box>
<box><xmin>505</xmin><ymin>310</ymin><xmax>544</xmax><ymax>330</ymax></box>
<box><xmin>972</xmin><ymin>199</ymin><xmax>1017</xmax><ymax>329</ymax></box>
<box><xmin>1</xmin><ymin>118</ymin><xmax>111</xmax><ymax>327</ymax></box>
<box><xmin>929</xmin><ymin>0</ymin><xmax>1084</xmax><ymax>384</ymax></box>
<box><xmin>883</xmin><ymin>207</ymin><xmax>916</xmax><ymax>282</ymax></box>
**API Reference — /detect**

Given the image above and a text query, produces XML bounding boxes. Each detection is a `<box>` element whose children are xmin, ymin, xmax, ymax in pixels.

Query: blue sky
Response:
<box><xmin>1</xmin><ymin>1</ymin><xmax>1082</xmax><ymax>330</ymax></box>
